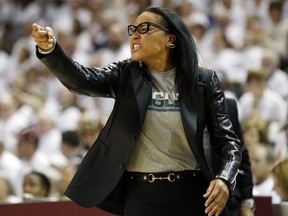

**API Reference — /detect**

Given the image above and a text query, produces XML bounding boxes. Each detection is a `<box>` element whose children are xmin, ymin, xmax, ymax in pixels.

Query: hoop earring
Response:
<box><xmin>168</xmin><ymin>44</ymin><xmax>175</xmax><ymax>49</ymax></box>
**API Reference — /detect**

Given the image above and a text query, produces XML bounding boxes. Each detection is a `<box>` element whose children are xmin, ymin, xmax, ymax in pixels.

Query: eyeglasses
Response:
<box><xmin>127</xmin><ymin>22</ymin><xmax>170</xmax><ymax>36</ymax></box>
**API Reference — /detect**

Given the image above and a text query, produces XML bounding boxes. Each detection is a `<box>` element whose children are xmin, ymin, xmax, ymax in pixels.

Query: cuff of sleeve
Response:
<box><xmin>214</xmin><ymin>175</ymin><xmax>236</xmax><ymax>195</ymax></box>
<box><xmin>241</xmin><ymin>198</ymin><xmax>256</xmax><ymax>211</ymax></box>
<box><xmin>37</xmin><ymin>37</ymin><xmax>56</xmax><ymax>54</ymax></box>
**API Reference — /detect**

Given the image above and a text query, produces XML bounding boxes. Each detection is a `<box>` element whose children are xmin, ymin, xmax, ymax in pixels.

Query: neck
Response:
<box><xmin>146</xmin><ymin>53</ymin><xmax>174</xmax><ymax>72</ymax></box>
<box><xmin>149</xmin><ymin>65</ymin><xmax>175</xmax><ymax>72</ymax></box>
<box><xmin>254</xmin><ymin>175</ymin><xmax>270</xmax><ymax>185</ymax></box>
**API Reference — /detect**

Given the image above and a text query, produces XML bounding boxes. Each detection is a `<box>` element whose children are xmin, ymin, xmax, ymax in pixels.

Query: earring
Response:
<box><xmin>168</xmin><ymin>44</ymin><xmax>175</xmax><ymax>49</ymax></box>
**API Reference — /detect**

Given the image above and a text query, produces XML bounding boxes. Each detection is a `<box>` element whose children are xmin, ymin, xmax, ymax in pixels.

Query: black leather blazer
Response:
<box><xmin>225</xmin><ymin>98</ymin><xmax>254</xmax><ymax>201</ymax></box>
<box><xmin>38</xmin><ymin>44</ymin><xmax>242</xmax><ymax>214</ymax></box>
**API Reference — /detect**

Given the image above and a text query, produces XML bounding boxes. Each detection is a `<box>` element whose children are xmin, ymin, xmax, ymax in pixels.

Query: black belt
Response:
<box><xmin>126</xmin><ymin>170</ymin><xmax>203</xmax><ymax>183</ymax></box>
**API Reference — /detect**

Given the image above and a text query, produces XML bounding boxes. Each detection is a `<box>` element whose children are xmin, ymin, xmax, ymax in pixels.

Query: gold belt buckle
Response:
<box><xmin>147</xmin><ymin>173</ymin><xmax>176</xmax><ymax>183</ymax></box>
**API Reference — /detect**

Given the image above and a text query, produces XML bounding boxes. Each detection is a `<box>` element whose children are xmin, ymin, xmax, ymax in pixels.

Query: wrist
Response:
<box><xmin>241</xmin><ymin>198</ymin><xmax>256</xmax><ymax>211</ymax></box>
<box><xmin>37</xmin><ymin>37</ymin><xmax>56</xmax><ymax>54</ymax></box>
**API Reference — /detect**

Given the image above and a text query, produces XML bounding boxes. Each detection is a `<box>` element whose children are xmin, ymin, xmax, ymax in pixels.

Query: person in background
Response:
<box><xmin>56</xmin><ymin>88</ymin><xmax>82</xmax><ymax>132</ymax></box>
<box><xmin>249</xmin><ymin>143</ymin><xmax>281</xmax><ymax>203</ymax></box>
<box><xmin>238</xmin><ymin>68</ymin><xmax>287</xmax><ymax>129</ymax></box>
<box><xmin>0</xmin><ymin>135</ymin><xmax>23</xmax><ymax>197</ymax></box>
<box><xmin>16</xmin><ymin>128</ymin><xmax>50</xmax><ymax>175</ymax></box>
<box><xmin>60</xmin><ymin>130</ymin><xmax>82</xmax><ymax>165</ymax></box>
<box><xmin>32</xmin><ymin>7</ymin><xmax>242</xmax><ymax>216</ymax></box>
<box><xmin>271</xmin><ymin>157</ymin><xmax>288</xmax><ymax>202</ymax></box>
<box><xmin>264</xmin><ymin>1</ymin><xmax>288</xmax><ymax>72</ymax></box>
<box><xmin>0</xmin><ymin>93</ymin><xmax>31</xmax><ymax>152</ymax></box>
<box><xmin>22</xmin><ymin>170</ymin><xmax>51</xmax><ymax>201</ymax></box>
<box><xmin>77</xmin><ymin>111</ymin><xmax>103</xmax><ymax>157</ymax></box>
<box><xmin>0</xmin><ymin>172</ymin><xmax>21</xmax><ymax>203</ymax></box>
<box><xmin>238</xmin><ymin>68</ymin><xmax>287</xmax><ymax>145</ymax></box>
<box><xmin>242</xmin><ymin>120</ymin><xmax>269</xmax><ymax>150</ymax></box>
<box><xmin>274</xmin><ymin>122</ymin><xmax>288</xmax><ymax>160</ymax></box>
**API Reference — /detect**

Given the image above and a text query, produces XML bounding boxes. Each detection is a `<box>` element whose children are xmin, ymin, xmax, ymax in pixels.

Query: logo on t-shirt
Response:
<box><xmin>148</xmin><ymin>91</ymin><xmax>180</xmax><ymax>111</ymax></box>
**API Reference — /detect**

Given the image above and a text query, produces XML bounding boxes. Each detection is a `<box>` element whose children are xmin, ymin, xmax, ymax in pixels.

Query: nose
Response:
<box><xmin>131</xmin><ymin>32</ymin><xmax>141</xmax><ymax>39</ymax></box>
<box><xmin>24</xmin><ymin>184</ymin><xmax>32</xmax><ymax>194</ymax></box>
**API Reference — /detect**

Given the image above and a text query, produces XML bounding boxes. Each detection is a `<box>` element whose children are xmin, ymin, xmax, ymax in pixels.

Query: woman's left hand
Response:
<box><xmin>203</xmin><ymin>179</ymin><xmax>229</xmax><ymax>216</ymax></box>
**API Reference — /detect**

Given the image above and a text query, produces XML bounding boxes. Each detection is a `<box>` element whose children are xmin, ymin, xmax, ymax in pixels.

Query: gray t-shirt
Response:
<box><xmin>126</xmin><ymin>68</ymin><xmax>199</xmax><ymax>172</ymax></box>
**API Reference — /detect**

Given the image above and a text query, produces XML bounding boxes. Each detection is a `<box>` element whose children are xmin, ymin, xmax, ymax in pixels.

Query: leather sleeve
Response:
<box><xmin>36</xmin><ymin>43</ymin><xmax>129</xmax><ymax>98</ymax></box>
<box><xmin>226</xmin><ymin>98</ymin><xmax>254</xmax><ymax>200</ymax></box>
<box><xmin>204</xmin><ymin>71</ymin><xmax>243</xmax><ymax>192</ymax></box>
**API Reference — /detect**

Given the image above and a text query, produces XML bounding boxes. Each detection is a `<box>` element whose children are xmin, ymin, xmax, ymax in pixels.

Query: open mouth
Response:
<box><xmin>132</xmin><ymin>43</ymin><xmax>140</xmax><ymax>51</ymax></box>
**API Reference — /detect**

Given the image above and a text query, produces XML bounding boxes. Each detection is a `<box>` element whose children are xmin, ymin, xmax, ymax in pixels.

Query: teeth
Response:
<box><xmin>133</xmin><ymin>44</ymin><xmax>140</xmax><ymax>50</ymax></box>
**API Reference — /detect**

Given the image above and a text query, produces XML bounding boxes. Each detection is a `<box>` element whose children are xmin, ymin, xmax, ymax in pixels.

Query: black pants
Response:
<box><xmin>122</xmin><ymin>171</ymin><xmax>215</xmax><ymax>216</ymax></box>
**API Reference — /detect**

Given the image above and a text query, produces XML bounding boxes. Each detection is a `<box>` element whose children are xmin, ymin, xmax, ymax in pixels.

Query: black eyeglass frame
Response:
<box><xmin>127</xmin><ymin>22</ymin><xmax>170</xmax><ymax>36</ymax></box>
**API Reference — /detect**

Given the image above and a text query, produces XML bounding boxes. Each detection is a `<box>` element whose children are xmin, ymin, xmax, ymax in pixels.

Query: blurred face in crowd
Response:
<box><xmin>249</xmin><ymin>145</ymin><xmax>273</xmax><ymax>185</ymax></box>
<box><xmin>17</xmin><ymin>139</ymin><xmax>37</xmax><ymax>160</ymax></box>
<box><xmin>23</xmin><ymin>173</ymin><xmax>48</xmax><ymax>198</ymax></box>
<box><xmin>243</xmin><ymin>126</ymin><xmax>261</xmax><ymax>148</ymax></box>
<box><xmin>108</xmin><ymin>23</ymin><xmax>126</xmax><ymax>51</ymax></box>
<box><xmin>246</xmin><ymin>77</ymin><xmax>266</xmax><ymax>101</ymax></box>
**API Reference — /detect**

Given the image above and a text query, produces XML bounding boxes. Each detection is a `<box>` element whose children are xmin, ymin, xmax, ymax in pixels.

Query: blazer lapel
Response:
<box><xmin>117</xmin><ymin>62</ymin><xmax>152</xmax><ymax>133</ymax></box>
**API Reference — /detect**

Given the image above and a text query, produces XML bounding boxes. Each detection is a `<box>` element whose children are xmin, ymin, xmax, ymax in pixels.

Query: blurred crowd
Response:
<box><xmin>0</xmin><ymin>0</ymin><xmax>288</xmax><ymax>205</ymax></box>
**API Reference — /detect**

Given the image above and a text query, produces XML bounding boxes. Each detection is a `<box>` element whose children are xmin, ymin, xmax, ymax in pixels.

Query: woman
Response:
<box><xmin>32</xmin><ymin>7</ymin><xmax>241</xmax><ymax>216</ymax></box>
<box><xmin>271</xmin><ymin>158</ymin><xmax>288</xmax><ymax>201</ymax></box>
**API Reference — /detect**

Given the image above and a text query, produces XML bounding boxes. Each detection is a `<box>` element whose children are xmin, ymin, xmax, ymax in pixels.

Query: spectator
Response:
<box><xmin>242</xmin><ymin>120</ymin><xmax>270</xmax><ymax>149</ymax></box>
<box><xmin>240</xmin><ymin>15</ymin><xmax>266</xmax><ymax>72</ymax></box>
<box><xmin>90</xmin><ymin>22</ymin><xmax>130</xmax><ymax>68</ymax></box>
<box><xmin>264</xmin><ymin>1</ymin><xmax>288</xmax><ymax>71</ymax></box>
<box><xmin>23</xmin><ymin>170</ymin><xmax>51</xmax><ymax>201</ymax></box>
<box><xmin>61</xmin><ymin>130</ymin><xmax>82</xmax><ymax>164</ymax></box>
<box><xmin>271</xmin><ymin>157</ymin><xmax>288</xmax><ymax>202</ymax></box>
<box><xmin>0</xmin><ymin>136</ymin><xmax>23</xmax><ymax>196</ymax></box>
<box><xmin>77</xmin><ymin>111</ymin><xmax>103</xmax><ymax>157</ymax></box>
<box><xmin>249</xmin><ymin>143</ymin><xmax>281</xmax><ymax>203</ymax></box>
<box><xmin>274</xmin><ymin>121</ymin><xmax>288</xmax><ymax>160</ymax></box>
<box><xmin>16</xmin><ymin>127</ymin><xmax>51</xmax><ymax>178</ymax></box>
<box><xmin>0</xmin><ymin>172</ymin><xmax>21</xmax><ymax>203</ymax></box>
<box><xmin>36</xmin><ymin>110</ymin><xmax>62</xmax><ymax>156</ymax></box>
<box><xmin>0</xmin><ymin>93</ymin><xmax>31</xmax><ymax>152</ymax></box>
<box><xmin>261</xmin><ymin>49</ymin><xmax>288</xmax><ymax>102</ymax></box>
<box><xmin>55</xmin><ymin>88</ymin><xmax>82</xmax><ymax>132</ymax></box>
<box><xmin>238</xmin><ymin>68</ymin><xmax>287</xmax><ymax>131</ymax></box>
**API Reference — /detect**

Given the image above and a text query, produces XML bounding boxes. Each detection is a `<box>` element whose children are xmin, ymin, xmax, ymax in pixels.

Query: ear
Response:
<box><xmin>168</xmin><ymin>34</ymin><xmax>176</xmax><ymax>44</ymax></box>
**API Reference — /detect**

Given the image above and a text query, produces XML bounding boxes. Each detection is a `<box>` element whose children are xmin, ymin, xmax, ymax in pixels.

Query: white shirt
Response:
<box><xmin>238</xmin><ymin>88</ymin><xmax>287</xmax><ymax>127</ymax></box>
<box><xmin>38</xmin><ymin>128</ymin><xmax>62</xmax><ymax>156</ymax></box>
<box><xmin>266</xmin><ymin>69</ymin><xmax>288</xmax><ymax>101</ymax></box>
<box><xmin>253</xmin><ymin>176</ymin><xmax>281</xmax><ymax>204</ymax></box>
<box><xmin>0</xmin><ymin>150</ymin><xmax>23</xmax><ymax>196</ymax></box>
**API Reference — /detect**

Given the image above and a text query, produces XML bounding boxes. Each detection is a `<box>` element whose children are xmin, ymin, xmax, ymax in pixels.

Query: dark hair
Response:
<box><xmin>269</xmin><ymin>1</ymin><xmax>283</xmax><ymax>12</ymax></box>
<box><xmin>144</xmin><ymin>7</ymin><xmax>199</xmax><ymax>100</ymax></box>
<box><xmin>62</xmin><ymin>130</ymin><xmax>80</xmax><ymax>148</ymax></box>
<box><xmin>29</xmin><ymin>171</ymin><xmax>51</xmax><ymax>197</ymax></box>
